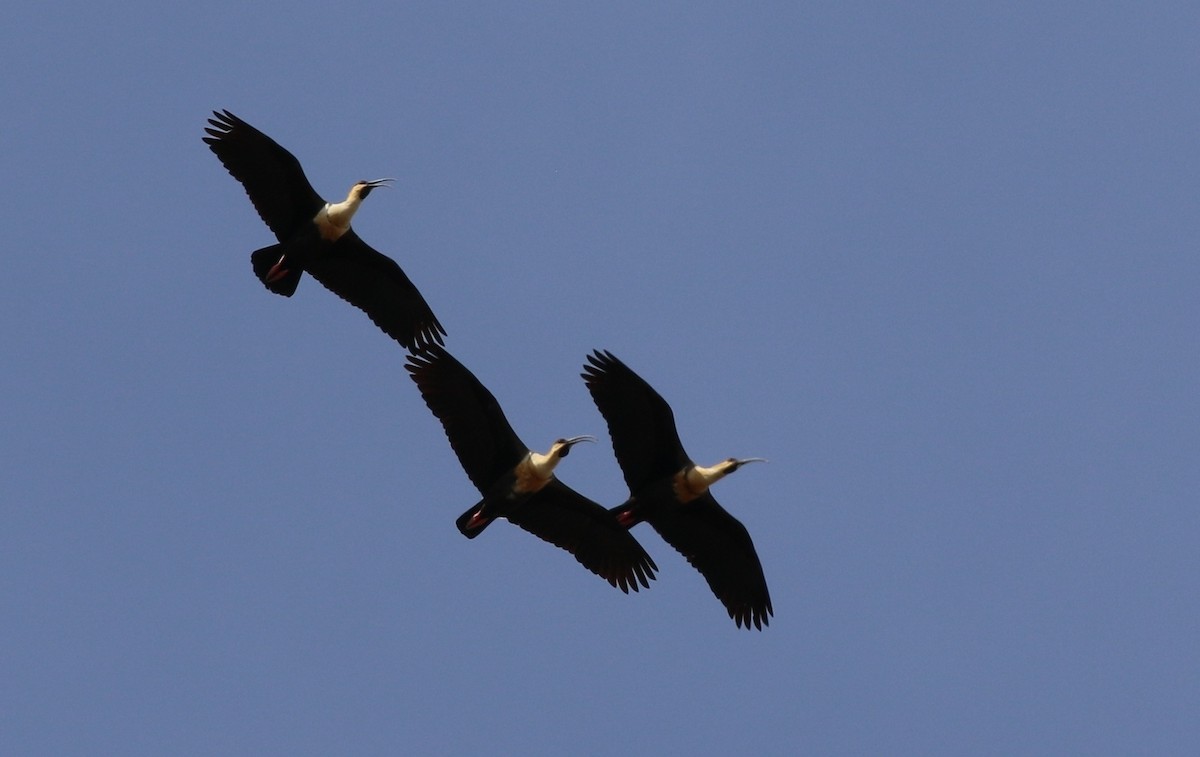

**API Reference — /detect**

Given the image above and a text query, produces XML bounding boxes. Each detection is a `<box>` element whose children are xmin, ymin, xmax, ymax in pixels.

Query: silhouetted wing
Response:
<box><xmin>645</xmin><ymin>493</ymin><xmax>772</xmax><ymax>630</ymax></box>
<box><xmin>582</xmin><ymin>350</ymin><xmax>691</xmax><ymax>491</ymax></box>
<box><xmin>511</xmin><ymin>480</ymin><xmax>658</xmax><ymax>593</ymax></box>
<box><xmin>406</xmin><ymin>345</ymin><xmax>526</xmax><ymax>493</ymax></box>
<box><xmin>308</xmin><ymin>231</ymin><xmax>446</xmax><ymax>350</ymax></box>
<box><xmin>203</xmin><ymin>110</ymin><xmax>324</xmax><ymax>240</ymax></box>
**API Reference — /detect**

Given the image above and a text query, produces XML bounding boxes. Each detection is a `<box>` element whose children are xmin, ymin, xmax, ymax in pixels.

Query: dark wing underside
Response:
<box><xmin>307</xmin><ymin>231</ymin><xmax>446</xmax><ymax>350</ymax></box>
<box><xmin>510</xmin><ymin>480</ymin><xmax>658</xmax><ymax>593</ymax></box>
<box><xmin>203</xmin><ymin>110</ymin><xmax>325</xmax><ymax>240</ymax></box>
<box><xmin>406</xmin><ymin>345</ymin><xmax>527</xmax><ymax>493</ymax></box>
<box><xmin>582</xmin><ymin>350</ymin><xmax>692</xmax><ymax>492</ymax></box>
<box><xmin>644</xmin><ymin>493</ymin><xmax>773</xmax><ymax>630</ymax></box>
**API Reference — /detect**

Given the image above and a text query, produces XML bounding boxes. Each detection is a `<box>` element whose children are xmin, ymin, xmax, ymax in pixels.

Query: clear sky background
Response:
<box><xmin>2</xmin><ymin>2</ymin><xmax>1197</xmax><ymax>754</ymax></box>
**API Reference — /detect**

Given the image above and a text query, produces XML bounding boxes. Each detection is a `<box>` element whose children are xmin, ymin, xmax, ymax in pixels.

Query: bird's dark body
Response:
<box><xmin>204</xmin><ymin>109</ymin><xmax>445</xmax><ymax>350</ymax></box>
<box><xmin>455</xmin><ymin>467</ymin><xmax>527</xmax><ymax>539</ymax></box>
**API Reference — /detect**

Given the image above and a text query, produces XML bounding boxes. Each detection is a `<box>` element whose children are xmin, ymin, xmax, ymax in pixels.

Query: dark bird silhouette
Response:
<box><xmin>406</xmin><ymin>345</ymin><xmax>658</xmax><ymax>593</ymax></box>
<box><xmin>203</xmin><ymin>109</ymin><xmax>445</xmax><ymax>350</ymax></box>
<box><xmin>582</xmin><ymin>350</ymin><xmax>772</xmax><ymax>629</ymax></box>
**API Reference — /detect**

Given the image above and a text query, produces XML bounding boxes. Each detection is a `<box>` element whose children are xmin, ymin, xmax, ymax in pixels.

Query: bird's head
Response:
<box><xmin>352</xmin><ymin>177</ymin><xmax>395</xmax><ymax>200</ymax></box>
<box><xmin>526</xmin><ymin>435</ymin><xmax>596</xmax><ymax>481</ymax></box>
<box><xmin>720</xmin><ymin>456</ymin><xmax>768</xmax><ymax>474</ymax></box>
<box><xmin>551</xmin><ymin>435</ymin><xmax>597</xmax><ymax>459</ymax></box>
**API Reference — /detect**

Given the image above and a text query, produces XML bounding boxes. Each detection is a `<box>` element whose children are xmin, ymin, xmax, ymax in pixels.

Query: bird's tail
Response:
<box><xmin>456</xmin><ymin>500</ymin><xmax>493</xmax><ymax>539</ymax></box>
<box><xmin>609</xmin><ymin>501</ymin><xmax>645</xmax><ymax>529</ymax></box>
<box><xmin>251</xmin><ymin>244</ymin><xmax>303</xmax><ymax>297</ymax></box>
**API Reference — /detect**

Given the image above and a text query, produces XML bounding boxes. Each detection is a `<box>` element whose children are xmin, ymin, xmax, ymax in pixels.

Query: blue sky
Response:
<box><xmin>2</xmin><ymin>2</ymin><xmax>1198</xmax><ymax>754</ymax></box>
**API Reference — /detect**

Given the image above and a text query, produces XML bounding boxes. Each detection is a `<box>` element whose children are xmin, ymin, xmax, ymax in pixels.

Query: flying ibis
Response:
<box><xmin>203</xmin><ymin>109</ymin><xmax>445</xmax><ymax>350</ymax></box>
<box><xmin>406</xmin><ymin>345</ymin><xmax>658</xmax><ymax>593</ymax></box>
<box><xmin>582</xmin><ymin>350</ymin><xmax>772</xmax><ymax>629</ymax></box>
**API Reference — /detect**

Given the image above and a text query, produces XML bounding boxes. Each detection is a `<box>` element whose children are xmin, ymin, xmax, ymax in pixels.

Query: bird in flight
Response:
<box><xmin>582</xmin><ymin>350</ymin><xmax>772</xmax><ymax>629</ymax></box>
<box><xmin>204</xmin><ymin>109</ymin><xmax>445</xmax><ymax>350</ymax></box>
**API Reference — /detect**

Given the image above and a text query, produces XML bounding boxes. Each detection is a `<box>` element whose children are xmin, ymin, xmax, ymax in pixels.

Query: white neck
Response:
<box><xmin>511</xmin><ymin>448</ymin><xmax>563</xmax><ymax>495</ymax></box>
<box><xmin>526</xmin><ymin>449</ymin><xmax>563</xmax><ymax>481</ymax></box>
<box><xmin>684</xmin><ymin>461</ymin><xmax>734</xmax><ymax>493</ymax></box>
<box><xmin>314</xmin><ymin>188</ymin><xmax>365</xmax><ymax>241</ymax></box>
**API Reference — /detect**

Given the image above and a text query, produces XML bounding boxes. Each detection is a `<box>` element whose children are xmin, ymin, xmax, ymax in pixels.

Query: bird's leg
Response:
<box><xmin>265</xmin><ymin>254</ymin><xmax>290</xmax><ymax>283</ymax></box>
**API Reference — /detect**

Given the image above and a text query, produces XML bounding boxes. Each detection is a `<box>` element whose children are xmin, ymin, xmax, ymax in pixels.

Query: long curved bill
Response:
<box><xmin>556</xmin><ymin>435</ymin><xmax>596</xmax><ymax>459</ymax></box>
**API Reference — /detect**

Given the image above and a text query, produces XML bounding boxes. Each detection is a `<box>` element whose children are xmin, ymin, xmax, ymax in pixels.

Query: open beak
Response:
<box><xmin>557</xmin><ymin>435</ymin><xmax>596</xmax><ymax>458</ymax></box>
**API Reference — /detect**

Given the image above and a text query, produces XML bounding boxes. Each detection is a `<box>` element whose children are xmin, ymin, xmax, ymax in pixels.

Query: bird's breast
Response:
<box><xmin>672</xmin><ymin>469</ymin><xmax>706</xmax><ymax>503</ymax></box>
<box><xmin>313</xmin><ymin>204</ymin><xmax>351</xmax><ymax>242</ymax></box>
<box><xmin>513</xmin><ymin>456</ymin><xmax>552</xmax><ymax>495</ymax></box>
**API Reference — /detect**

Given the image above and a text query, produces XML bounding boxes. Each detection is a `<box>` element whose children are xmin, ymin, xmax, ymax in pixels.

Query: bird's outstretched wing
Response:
<box><xmin>642</xmin><ymin>493</ymin><xmax>772</xmax><ymax>629</ymax></box>
<box><xmin>406</xmin><ymin>345</ymin><xmax>526</xmax><ymax>493</ymax></box>
<box><xmin>308</xmin><ymin>231</ymin><xmax>446</xmax><ymax>350</ymax></box>
<box><xmin>511</xmin><ymin>480</ymin><xmax>658</xmax><ymax>593</ymax></box>
<box><xmin>203</xmin><ymin>110</ymin><xmax>325</xmax><ymax>241</ymax></box>
<box><xmin>582</xmin><ymin>350</ymin><xmax>691</xmax><ymax>492</ymax></box>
